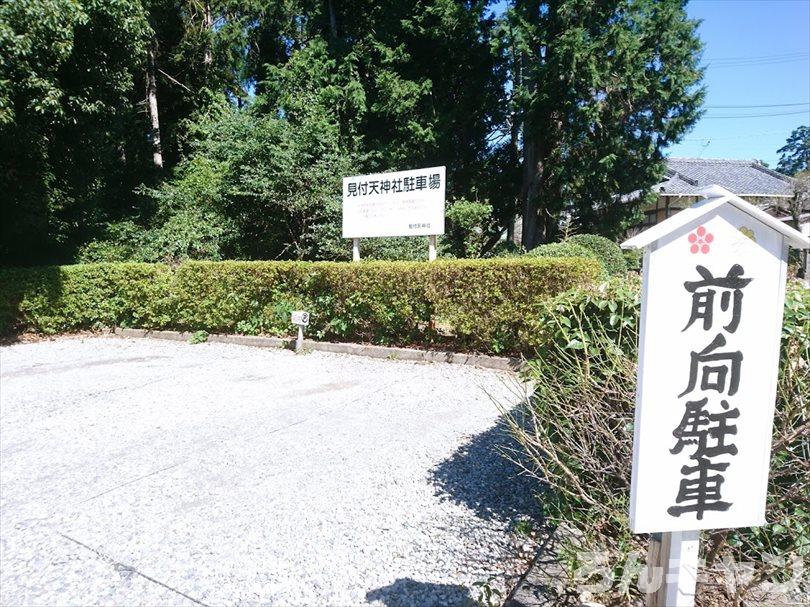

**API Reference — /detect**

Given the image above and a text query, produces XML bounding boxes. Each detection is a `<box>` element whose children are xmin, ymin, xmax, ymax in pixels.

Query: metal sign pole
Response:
<box><xmin>428</xmin><ymin>235</ymin><xmax>437</xmax><ymax>261</ymax></box>
<box><xmin>352</xmin><ymin>238</ymin><xmax>360</xmax><ymax>262</ymax></box>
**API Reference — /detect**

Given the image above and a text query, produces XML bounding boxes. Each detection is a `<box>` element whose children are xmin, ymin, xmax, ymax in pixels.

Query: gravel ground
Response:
<box><xmin>0</xmin><ymin>336</ymin><xmax>539</xmax><ymax>606</ymax></box>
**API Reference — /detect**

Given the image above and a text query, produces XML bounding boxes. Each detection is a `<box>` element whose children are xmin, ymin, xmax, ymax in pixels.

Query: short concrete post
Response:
<box><xmin>290</xmin><ymin>310</ymin><xmax>310</xmax><ymax>353</ymax></box>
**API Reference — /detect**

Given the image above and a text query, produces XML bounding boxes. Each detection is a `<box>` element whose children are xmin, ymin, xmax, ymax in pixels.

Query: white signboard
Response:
<box><xmin>291</xmin><ymin>310</ymin><xmax>310</xmax><ymax>326</ymax></box>
<box><xmin>624</xmin><ymin>186</ymin><xmax>808</xmax><ymax>534</ymax></box>
<box><xmin>342</xmin><ymin>166</ymin><xmax>445</xmax><ymax>238</ymax></box>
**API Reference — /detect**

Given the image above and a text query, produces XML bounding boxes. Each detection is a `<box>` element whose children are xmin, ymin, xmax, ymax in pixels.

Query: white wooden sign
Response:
<box><xmin>342</xmin><ymin>166</ymin><xmax>446</xmax><ymax>239</ymax></box>
<box><xmin>623</xmin><ymin>185</ymin><xmax>808</xmax><ymax>535</ymax></box>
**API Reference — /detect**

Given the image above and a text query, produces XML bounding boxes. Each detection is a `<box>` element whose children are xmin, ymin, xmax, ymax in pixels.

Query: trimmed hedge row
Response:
<box><xmin>0</xmin><ymin>257</ymin><xmax>601</xmax><ymax>354</ymax></box>
<box><xmin>525</xmin><ymin>242</ymin><xmax>600</xmax><ymax>264</ymax></box>
<box><xmin>567</xmin><ymin>234</ymin><xmax>627</xmax><ymax>276</ymax></box>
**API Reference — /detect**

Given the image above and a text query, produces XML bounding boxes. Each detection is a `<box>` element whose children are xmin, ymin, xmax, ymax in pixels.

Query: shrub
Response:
<box><xmin>525</xmin><ymin>242</ymin><xmax>602</xmax><ymax>270</ymax></box>
<box><xmin>568</xmin><ymin>234</ymin><xmax>626</xmax><ymax>276</ymax></box>
<box><xmin>189</xmin><ymin>330</ymin><xmax>209</xmax><ymax>344</ymax></box>
<box><xmin>0</xmin><ymin>263</ymin><xmax>172</xmax><ymax>334</ymax></box>
<box><xmin>622</xmin><ymin>248</ymin><xmax>643</xmax><ymax>273</ymax></box>
<box><xmin>426</xmin><ymin>258</ymin><xmax>601</xmax><ymax>353</ymax></box>
<box><xmin>0</xmin><ymin>257</ymin><xmax>600</xmax><ymax>354</ymax></box>
<box><xmin>358</xmin><ymin>237</ymin><xmax>431</xmax><ymax>261</ymax></box>
<box><xmin>442</xmin><ymin>198</ymin><xmax>496</xmax><ymax>258</ymax></box>
<box><xmin>504</xmin><ymin>279</ymin><xmax>809</xmax><ymax>604</ymax></box>
<box><xmin>488</xmin><ymin>240</ymin><xmax>524</xmax><ymax>258</ymax></box>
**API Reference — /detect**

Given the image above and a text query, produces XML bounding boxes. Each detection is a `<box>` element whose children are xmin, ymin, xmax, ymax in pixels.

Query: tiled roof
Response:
<box><xmin>656</xmin><ymin>158</ymin><xmax>794</xmax><ymax>197</ymax></box>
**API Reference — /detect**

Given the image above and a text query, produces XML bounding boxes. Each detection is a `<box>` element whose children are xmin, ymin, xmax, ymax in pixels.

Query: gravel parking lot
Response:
<box><xmin>0</xmin><ymin>337</ymin><xmax>537</xmax><ymax>606</ymax></box>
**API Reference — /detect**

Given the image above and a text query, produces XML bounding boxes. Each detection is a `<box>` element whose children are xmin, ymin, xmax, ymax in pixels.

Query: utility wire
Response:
<box><xmin>702</xmin><ymin>52</ymin><xmax>809</xmax><ymax>69</ymax></box>
<box><xmin>705</xmin><ymin>58</ymin><xmax>809</xmax><ymax>69</ymax></box>
<box><xmin>707</xmin><ymin>52</ymin><xmax>807</xmax><ymax>61</ymax></box>
<box><xmin>702</xmin><ymin>109</ymin><xmax>810</xmax><ymax>119</ymax></box>
<box><xmin>682</xmin><ymin>131</ymin><xmax>788</xmax><ymax>142</ymax></box>
<box><xmin>704</xmin><ymin>51</ymin><xmax>808</xmax><ymax>64</ymax></box>
<box><xmin>705</xmin><ymin>102</ymin><xmax>809</xmax><ymax>109</ymax></box>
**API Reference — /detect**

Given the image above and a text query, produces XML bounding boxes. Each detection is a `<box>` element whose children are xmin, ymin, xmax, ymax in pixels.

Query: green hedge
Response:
<box><xmin>0</xmin><ymin>257</ymin><xmax>600</xmax><ymax>354</ymax></box>
<box><xmin>524</xmin><ymin>242</ymin><xmax>602</xmax><ymax>276</ymax></box>
<box><xmin>568</xmin><ymin>234</ymin><xmax>626</xmax><ymax>276</ymax></box>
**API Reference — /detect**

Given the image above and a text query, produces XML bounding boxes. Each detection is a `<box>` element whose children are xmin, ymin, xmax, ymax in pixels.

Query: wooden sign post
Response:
<box><xmin>622</xmin><ymin>185</ymin><xmax>808</xmax><ymax>606</ymax></box>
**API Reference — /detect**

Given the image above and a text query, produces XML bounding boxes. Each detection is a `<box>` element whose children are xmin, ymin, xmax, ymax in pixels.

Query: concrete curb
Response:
<box><xmin>114</xmin><ymin>328</ymin><xmax>523</xmax><ymax>372</ymax></box>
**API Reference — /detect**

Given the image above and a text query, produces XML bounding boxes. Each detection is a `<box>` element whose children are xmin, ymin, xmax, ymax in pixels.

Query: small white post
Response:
<box><xmin>648</xmin><ymin>530</ymin><xmax>700</xmax><ymax>606</ymax></box>
<box><xmin>428</xmin><ymin>235</ymin><xmax>437</xmax><ymax>261</ymax></box>
<box><xmin>665</xmin><ymin>530</ymin><xmax>700</xmax><ymax>606</ymax></box>
<box><xmin>352</xmin><ymin>238</ymin><xmax>360</xmax><ymax>262</ymax></box>
<box><xmin>296</xmin><ymin>324</ymin><xmax>304</xmax><ymax>352</ymax></box>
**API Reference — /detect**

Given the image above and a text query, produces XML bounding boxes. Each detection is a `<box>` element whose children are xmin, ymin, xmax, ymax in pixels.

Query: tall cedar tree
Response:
<box><xmin>1</xmin><ymin>0</ymin><xmax>705</xmax><ymax>264</ymax></box>
<box><xmin>499</xmin><ymin>0</ymin><xmax>704</xmax><ymax>247</ymax></box>
<box><xmin>777</xmin><ymin>126</ymin><xmax>809</xmax><ymax>176</ymax></box>
<box><xmin>250</xmin><ymin>0</ymin><xmax>511</xmax><ymax>210</ymax></box>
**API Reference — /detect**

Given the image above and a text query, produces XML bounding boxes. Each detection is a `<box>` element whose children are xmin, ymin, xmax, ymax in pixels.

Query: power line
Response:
<box><xmin>707</xmin><ymin>51</ymin><xmax>807</xmax><ymax>61</ymax></box>
<box><xmin>702</xmin><ymin>109</ymin><xmax>810</xmax><ymax>119</ymax></box>
<box><xmin>709</xmin><ymin>57</ymin><xmax>808</xmax><ymax>65</ymax></box>
<box><xmin>705</xmin><ymin>102</ymin><xmax>809</xmax><ymax>109</ymax></box>
<box><xmin>682</xmin><ymin>130</ymin><xmax>789</xmax><ymax>142</ymax></box>
<box><xmin>704</xmin><ymin>57</ymin><xmax>810</xmax><ymax>69</ymax></box>
<box><xmin>704</xmin><ymin>51</ymin><xmax>808</xmax><ymax>64</ymax></box>
<box><xmin>701</xmin><ymin>51</ymin><xmax>810</xmax><ymax>69</ymax></box>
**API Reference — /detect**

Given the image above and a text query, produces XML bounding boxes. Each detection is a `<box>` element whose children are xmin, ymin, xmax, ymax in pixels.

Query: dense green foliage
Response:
<box><xmin>524</xmin><ymin>241</ymin><xmax>594</xmax><ymax>259</ymax></box>
<box><xmin>568</xmin><ymin>234</ymin><xmax>627</xmax><ymax>276</ymax></box>
<box><xmin>2</xmin><ymin>0</ymin><xmax>704</xmax><ymax>265</ymax></box>
<box><xmin>777</xmin><ymin>125</ymin><xmax>809</xmax><ymax>175</ymax></box>
<box><xmin>1</xmin><ymin>0</ymin><xmax>509</xmax><ymax>264</ymax></box>
<box><xmin>442</xmin><ymin>199</ymin><xmax>500</xmax><ymax>258</ymax></box>
<box><xmin>506</xmin><ymin>279</ymin><xmax>809</xmax><ymax>603</ymax></box>
<box><xmin>524</xmin><ymin>241</ymin><xmax>599</xmax><ymax>266</ymax></box>
<box><xmin>523</xmin><ymin>234</ymin><xmax>627</xmax><ymax>278</ymax></box>
<box><xmin>0</xmin><ymin>257</ymin><xmax>600</xmax><ymax>354</ymax></box>
<box><xmin>501</xmin><ymin>0</ymin><xmax>705</xmax><ymax>247</ymax></box>
<box><xmin>0</xmin><ymin>0</ymin><xmax>151</xmax><ymax>265</ymax></box>
<box><xmin>622</xmin><ymin>247</ymin><xmax>643</xmax><ymax>273</ymax></box>
<box><xmin>82</xmin><ymin>97</ymin><xmax>357</xmax><ymax>262</ymax></box>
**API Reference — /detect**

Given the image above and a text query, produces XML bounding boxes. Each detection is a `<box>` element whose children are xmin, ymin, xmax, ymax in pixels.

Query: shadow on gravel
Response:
<box><xmin>366</xmin><ymin>578</ymin><xmax>476</xmax><ymax>607</ymax></box>
<box><xmin>429</xmin><ymin>413</ymin><xmax>541</xmax><ymax>523</ymax></box>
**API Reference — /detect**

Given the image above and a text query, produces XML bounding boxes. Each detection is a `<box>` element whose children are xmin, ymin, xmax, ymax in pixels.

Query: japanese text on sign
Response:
<box><xmin>668</xmin><ymin>263</ymin><xmax>752</xmax><ymax>520</ymax></box>
<box><xmin>345</xmin><ymin>173</ymin><xmax>441</xmax><ymax>197</ymax></box>
<box><xmin>628</xmin><ymin>202</ymin><xmax>791</xmax><ymax>534</ymax></box>
<box><xmin>342</xmin><ymin>166</ymin><xmax>446</xmax><ymax>239</ymax></box>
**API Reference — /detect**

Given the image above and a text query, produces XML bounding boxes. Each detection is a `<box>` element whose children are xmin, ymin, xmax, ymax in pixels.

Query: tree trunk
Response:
<box><xmin>327</xmin><ymin>0</ymin><xmax>338</xmax><ymax>40</ymax></box>
<box><xmin>520</xmin><ymin>135</ymin><xmax>540</xmax><ymax>249</ymax></box>
<box><xmin>517</xmin><ymin>0</ymin><xmax>544</xmax><ymax>250</ymax></box>
<box><xmin>203</xmin><ymin>0</ymin><xmax>213</xmax><ymax>67</ymax></box>
<box><xmin>146</xmin><ymin>38</ymin><xmax>163</xmax><ymax>169</ymax></box>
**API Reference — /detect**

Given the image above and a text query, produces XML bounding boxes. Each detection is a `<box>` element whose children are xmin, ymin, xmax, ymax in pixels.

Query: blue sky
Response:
<box><xmin>666</xmin><ymin>0</ymin><xmax>809</xmax><ymax>167</ymax></box>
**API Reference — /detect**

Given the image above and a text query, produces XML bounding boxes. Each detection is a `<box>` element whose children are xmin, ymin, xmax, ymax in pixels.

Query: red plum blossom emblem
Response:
<box><xmin>688</xmin><ymin>225</ymin><xmax>713</xmax><ymax>254</ymax></box>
